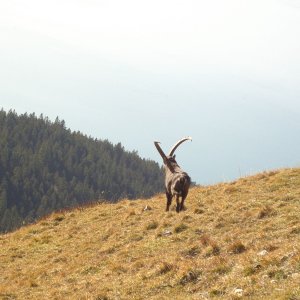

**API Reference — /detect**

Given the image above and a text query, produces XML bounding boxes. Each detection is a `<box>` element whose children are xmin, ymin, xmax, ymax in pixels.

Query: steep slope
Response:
<box><xmin>1</xmin><ymin>168</ymin><xmax>300</xmax><ymax>299</ymax></box>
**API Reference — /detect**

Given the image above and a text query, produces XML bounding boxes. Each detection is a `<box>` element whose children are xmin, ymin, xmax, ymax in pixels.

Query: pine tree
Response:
<box><xmin>0</xmin><ymin>110</ymin><xmax>164</xmax><ymax>232</ymax></box>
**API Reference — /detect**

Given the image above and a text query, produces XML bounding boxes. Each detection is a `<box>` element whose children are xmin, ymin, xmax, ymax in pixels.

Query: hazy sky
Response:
<box><xmin>1</xmin><ymin>0</ymin><xmax>300</xmax><ymax>184</ymax></box>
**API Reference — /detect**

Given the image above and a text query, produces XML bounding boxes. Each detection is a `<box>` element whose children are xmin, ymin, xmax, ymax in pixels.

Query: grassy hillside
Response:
<box><xmin>1</xmin><ymin>168</ymin><xmax>300</xmax><ymax>300</ymax></box>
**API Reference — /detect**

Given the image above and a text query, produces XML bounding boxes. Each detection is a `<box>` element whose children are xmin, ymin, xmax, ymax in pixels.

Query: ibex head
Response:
<box><xmin>154</xmin><ymin>137</ymin><xmax>192</xmax><ymax>171</ymax></box>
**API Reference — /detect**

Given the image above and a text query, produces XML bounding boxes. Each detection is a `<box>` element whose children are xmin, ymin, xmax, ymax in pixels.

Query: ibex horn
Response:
<box><xmin>154</xmin><ymin>141</ymin><xmax>175</xmax><ymax>172</ymax></box>
<box><xmin>154</xmin><ymin>141</ymin><xmax>168</xmax><ymax>161</ymax></box>
<box><xmin>168</xmin><ymin>136</ymin><xmax>192</xmax><ymax>157</ymax></box>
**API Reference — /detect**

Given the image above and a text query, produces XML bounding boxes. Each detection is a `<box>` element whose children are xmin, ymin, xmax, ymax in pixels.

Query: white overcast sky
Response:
<box><xmin>1</xmin><ymin>0</ymin><xmax>300</xmax><ymax>184</ymax></box>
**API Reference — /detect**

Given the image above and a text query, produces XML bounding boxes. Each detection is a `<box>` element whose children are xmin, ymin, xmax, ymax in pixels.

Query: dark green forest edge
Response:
<box><xmin>0</xmin><ymin>110</ymin><xmax>164</xmax><ymax>233</ymax></box>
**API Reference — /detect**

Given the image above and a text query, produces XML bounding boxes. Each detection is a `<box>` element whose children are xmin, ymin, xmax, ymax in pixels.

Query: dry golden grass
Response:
<box><xmin>1</xmin><ymin>168</ymin><xmax>300</xmax><ymax>299</ymax></box>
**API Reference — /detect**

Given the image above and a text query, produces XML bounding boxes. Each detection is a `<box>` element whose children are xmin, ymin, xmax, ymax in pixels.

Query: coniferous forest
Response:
<box><xmin>0</xmin><ymin>109</ymin><xmax>164</xmax><ymax>232</ymax></box>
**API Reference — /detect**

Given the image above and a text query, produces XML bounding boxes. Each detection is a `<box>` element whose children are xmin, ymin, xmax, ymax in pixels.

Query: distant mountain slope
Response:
<box><xmin>0</xmin><ymin>168</ymin><xmax>299</xmax><ymax>299</ymax></box>
<box><xmin>0</xmin><ymin>109</ymin><xmax>163</xmax><ymax>232</ymax></box>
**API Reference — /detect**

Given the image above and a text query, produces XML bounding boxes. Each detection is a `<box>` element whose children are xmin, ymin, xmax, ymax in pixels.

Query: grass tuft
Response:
<box><xmin>194</xmin><ymin>208</ymin><xmax>205</xmax><ymax>214</ymax></box>
<box><xmin>213</xmin><ymin>264</ymin><xmax>231</xmax><ymax>275</ymax></box>
<box><xmin>228</xmin><ymin>241</ymin><xmax>246</xmax><ymax>254</ymax></box>
<box><xmin>179</xmin><ymin>269</ymin><xmax>202</xmax><ymax>285</ymax></box>
<box><xmin>243</xmin><ymin>264</ymin><xmax>262</xmax><ymax>276</ymax></box>
<box><xmin>145</xmin><ymin>220</ymin><xmax>159</xmax><ymax>230</ymax></box>
<box><xmin>205</xmin><ymin>243</ymin><xmax>221</xmax><ymax>257</ymax></box>
<box><xmin>210</xmin><ymin>289</ymin><xmax>225</xmax><ymax>297</ymax></box>
<box><xmin>290</xmin><ymin>227</ymin><xmax>300</xmax><ymax>235</ymax></box>
<box><xmin>174</xmin><ymin>223</ymin><xmax>188</xmax><ymax>233</ymax></box>
<box><xmin>181</xmin><ymin>245</ymin><xmax>201</xmax><ymax>258</ymax></box>
<box><xmin>157</xmin><ymin>262</ymin><xmax>174</xmax><ymax>275</ymax></box>
<box><xmin>257</xmin><ymin>205</ymin><xmax>275</xmax><ymax>219</ymax></box>
<box><xmin>268</xmin><ymin>268</ymin><xmax>288</xmax><ymax>280</ymax></box>
<box><xmin>53</xmin><ymin>215</ymin><xmax>64</xmax><ymax>222</ymax></box>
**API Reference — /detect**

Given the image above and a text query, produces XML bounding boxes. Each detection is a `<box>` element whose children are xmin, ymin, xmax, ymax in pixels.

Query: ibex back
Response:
<box><xmin>154</xmin><ymin>137</ymin><xmax>192</xmax><ymax>212</ymax></box>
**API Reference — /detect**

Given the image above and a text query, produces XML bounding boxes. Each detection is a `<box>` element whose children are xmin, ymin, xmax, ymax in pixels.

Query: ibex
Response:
<box><xmin>154</xmin><ymin>137</ymin><xmax>192</xmax><ymax>212</ymax></box>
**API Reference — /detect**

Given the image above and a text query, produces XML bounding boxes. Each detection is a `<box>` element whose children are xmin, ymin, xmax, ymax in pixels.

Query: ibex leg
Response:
<box><xmin>166</xmin><ymin>192</ymin><xmax>173</xmax><ymax>211</ymax></box>
<box><xmin>179</xmin><ymin>196</ymin><xmax>186</xmax><ymax>211</ymax></box>
<box><xmin>180</xmin><ymin>188</ymin><xmax>189</xmax><ymax>211</ymax></box>
<box><xmin>176</xmin><ymin>195</ymin><xmax>181</xmax><ymax>213</ymax></box>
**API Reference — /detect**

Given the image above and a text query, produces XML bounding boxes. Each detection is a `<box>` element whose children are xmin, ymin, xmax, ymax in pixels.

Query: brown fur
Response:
<box><xmin>154</xmin><ymin>139</ymin><xmax>192</xmax><ymax>212</ymax></box>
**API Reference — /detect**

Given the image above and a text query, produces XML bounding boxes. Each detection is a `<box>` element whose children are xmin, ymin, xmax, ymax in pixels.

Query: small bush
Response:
<box><xmin>54</xmin><ymin>215</ymin><xmax>64</xmax><ymax>222</ymax></box>
<box><xmin>228</xmin><ymin>241</ymin><xmax>246</xmax><ymax>254</ymax></box>
<box><xmin>210</xmin><ymin>289</ymin><xmax>225</xmax><ymax>297</ymax></box>
<box><xmin>174</xmin><ymin>223</ymin><xmax>188</xmax><ymax>233</ymax></box>
<box><xmin>257</xmin><ymin>206</ymin><xmax>274</xmax><ymax>219</ymax></box>
<box><xmin>30</xmin><ymin>281</ymin><xmax>38</xmax><ymax>288</ymax></box>
<box><xmin>158</xmin><ymin>262</ymin><xmax>174</xmax><ymax>275</ymax></box>
<box><xmin>205</xmin><ymin>243</ymin><xmax>221</xmax><ymax>257</ymax></box>
<box><xmin>243</xmin><ymin>264</ymin><xmax>262</xmax><ymax>276</ymax></box>
<box><xmin>146</xmin><ymin>221</ymin><xmax>159</xmax><ymax>230</ymax></box>
<box><xmin>268</xmin><ymin>268</ymin><xmax>287</xmax><ymax>280</ymax></box>
<box><xmin>194</xmin><ymin>208</ymin><xmax>205</xmax><ymax>214</ymax></box>
<box><xmin>213</xmin><ymin>264</ymin><xmax>231</xmax><ymax>275</ymax></box>
<box><xmin>182</xmin><ymin>245</ymin><xmax>201</xmax><ymax>258</ymax></box>
<box><xmin>290</xmin><ymin>227</ymin><xmax>300</xmax><ymax>235</ymax></box>
<box><xmin>179</xmin><ymin>269</ymin><xmax>202</xmax><ymax>285</ymax></box>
